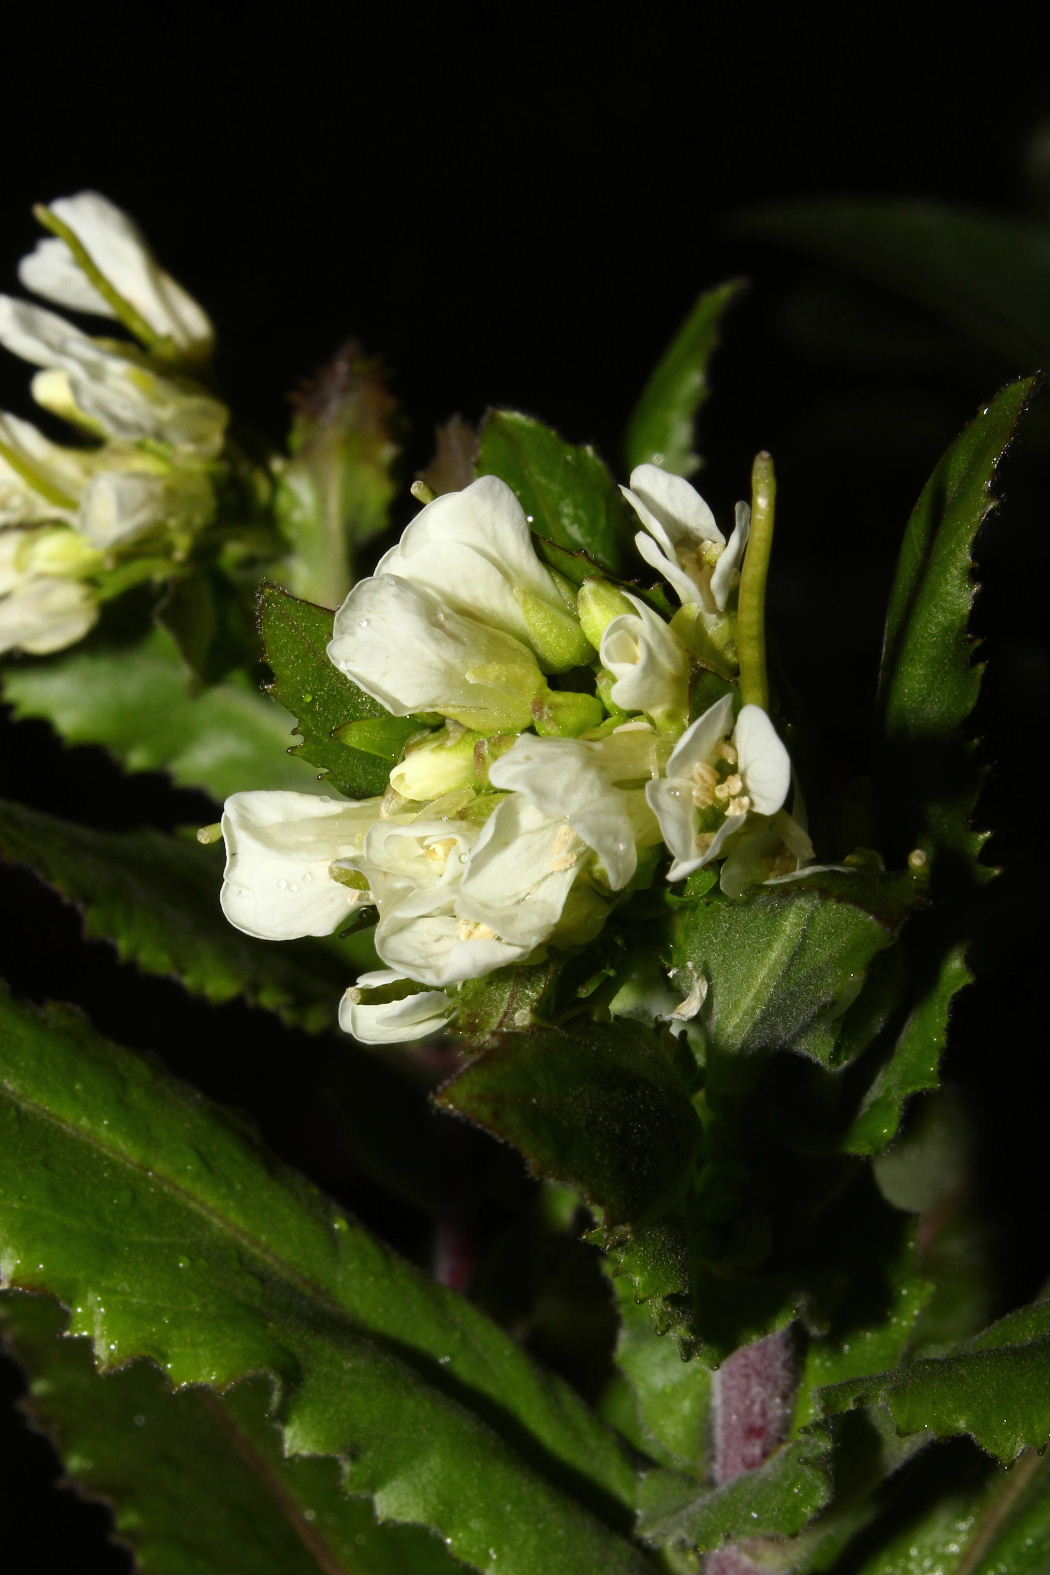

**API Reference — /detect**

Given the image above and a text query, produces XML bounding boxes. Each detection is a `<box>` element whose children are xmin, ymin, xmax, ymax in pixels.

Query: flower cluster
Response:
<box><xmin>0</xmin><ymin>192</ymin><xmax>228</xmax><ymax>655</ymax></box>
<box><xmin>220</xmin><ymin>467</ymin><xmax>812</xmax><ymax>1041</ymax></box>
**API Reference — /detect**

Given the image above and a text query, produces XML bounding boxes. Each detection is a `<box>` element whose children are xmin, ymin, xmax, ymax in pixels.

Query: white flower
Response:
<box><xmin>19</xmin><ymin>191</ymin><xmax>214</xmax><ymax>363</ymax></box>
<box><xmin>718</xmin><ymin>809</ymin><xmax>816</xmax><ymax>897</ymax></box>
<box><xmin>599</xmin><ymin>591</ymin><xmax>690</xmax><ymax>726</ymax></box>
<box><xmin>339</xmin><ymin>969</ymin><xmax>451</xmax><ymax>1044</ymax></box>
<box><xmin>0</xmin><ymin>411</ymin><xmax>88</xmax><ymax>524</ymax></box>
<box><xmin>328</xmin><ymin>574</ymin><xmax>545</xmax><ymax>733</ymax></box>
<box><xmin>219</xmin><ymin>790</ymin><xmax>383</xmax><ymax>941</ymax></box>
<box><xmin>78</xmin><ymin>467</ymin><xmax>213</xmax><ymax>549</ymax></box>
<box><xmin>647</xmin><ymin>695</ymin><xmax>791</xmax><ymax>880</ymax></box>
<box><xmin>0</xmin><ymin>297</ymin><xmax>226</xmax><ymax>456</ymax></box>
<box><xmin>622</xmin><ymin>463</ymin><xmax>749</xmax><ymax>613</ymax></box>
<box><xmin>374</xmin><ymin>475</ymin><xmax>591</xmax><ymax>671</ymax></box>
<box><xmin>0</xmin><ymin>574</ymin><xmax>97</xmax><ymax>655</ymax></box>
<box><xmin>487</xmin><ymin>725</ymin><xmax>665</xmax><ymax>890</ymax></box>
<box><xmin>457</xmin><ymin>795</ymin><xmax>589</xmax><ymax>947</ymax></box>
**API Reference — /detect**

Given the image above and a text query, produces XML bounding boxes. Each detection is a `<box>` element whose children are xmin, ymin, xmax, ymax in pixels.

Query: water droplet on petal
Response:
<box><xmin>277</xmin><ymin>879</ymin><xmax>288</xmax><ymax>890</ymax></box>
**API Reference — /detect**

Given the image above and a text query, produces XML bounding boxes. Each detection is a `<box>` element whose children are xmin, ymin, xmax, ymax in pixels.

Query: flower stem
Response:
<box><xmin>737</xmin><ymin>451</ymin><xmax>776</xmax><ymax>711</ymax></box>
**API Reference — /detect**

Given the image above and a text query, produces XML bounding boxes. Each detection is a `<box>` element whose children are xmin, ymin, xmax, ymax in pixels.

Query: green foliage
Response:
<box><xmin>275</xmin><ymin>343</ymin><xmax>401</xmax><ymax>608</ymax></box>
<box><xmin>1</xmin><ymin>620</ymin><xmax>308</xmax><ymax>802</ymax></box>
<box><xmin>476</xmin><ymin>409</ymin><xmax>631</xmax><ymax>572</ymax></box>
<box><xmin>876</xmin><ymin>376</ymin><xmax>1036</xmax><ymax>870</ymax></box>
<box><xmin>0</xmin><ymin>1291</ymin><xmax>465</xmax><ymax>1575</ymax></box>
<box><xmin>636</xmin><ymin>1437</ymin><xmax>831</xmax><ymax>1551</ymax></box>
<box><xmin>844</xmin><ymin>1449</ymin><xmax>1050</xmax><ymax>1575</ymax></box>
<box><xmin>0</xmin><ymin>798</ymin><xmax>363</xmax><ymax>1031</ymax></box>
<box><xmin>610</xmin><ymin>1280</ymin><xmax>713</xmax><ymax>1474</ymax></box>
<box><xmin>669</xmin><ymin>870</ymin><xmax>921</xmax><ymax>1065</ymax></box>
<box><xmin>624</xmin><ymin>279</ymin><xmax>745</xmax><ymax>476</ymax></box>
<box><xmin>730</xmin><ymin>200</ymin><xmax>1046</xmax><ymax>367</ymax></box>
<box><xmin>0</xmin><ymin>984</ymin><xmax>647</xmax><ymax>1575</ymax></box>
<box><xmin>843</xmin><ymin>944</ymin><xmax>972</xmax><ymax>1155</ymax></box>
<box><xmin>258</xmin><ymin>581</ymin><xmax>420</xmax><ymax>798</ymax></box>
<box><xmin>819</xmin><ymin>1300</ymin><xmax>1050</xmax><ymax>1464</ymax></box>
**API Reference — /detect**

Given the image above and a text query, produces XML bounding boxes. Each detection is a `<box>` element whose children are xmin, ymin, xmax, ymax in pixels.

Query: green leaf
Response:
<box><xmin>258</xmin><ymin>582</ymin><xmax>414</xmax><ymax>798</ymax></box>
<box><xmin>476</xmin><ymin>409</ymin><xmax>630</xmax><ymax>572</ymax></box>
<box><xmin>611</xmin><ymin>1278</ymin><xmax>713</xmax><ymax>1474</ymax></box>
<box><xmin>846</xmin><ymin>1449</ymin><xmax>1050</xmax><ymax>1575</ymax></box>
<box><xmin>636</xmin><ymin>1437</ymin><xmax>830</xmax><ymax>1551</ymax></box>
<box><xmin>0</xmin><ymin>985</ymin><xmax>648</xmax><ymax>1575</ymax></box>
<box><xmin>729</xmin><ymin>200</ymin><xmax>1047</xmax><ymax>367</ymax></box>
<box><xmin>438</xmin><ymin>1021</ymin><xmax>703</xmax><ymax>1228</ymax></box>
<box><xmin>819</xmin><ymin>1299</ymin><xmax>1050</xmax><ymax>1463</ymax></box>
<box><xmin>0</xmin><ymin>797</ymin><xmax>363</xmax><ymax>1031</ymax></box>
<box><xmin>876</xmin><ymin>377</ymin><xmax>1036</xmax><ymax>870</ymax></box>
<box><xmin>1</xmin><ymin>621</ymin><xmax>309</xmax><ymax>802</ymax></box>
<box><xmin>843</xmin><ymin>944</ymin><xmax>972</xmax><ymax>1154</ymax></box>
<box><xmin>0</xmin><ymin>1291</ymin><xmax>466</xmax><ymax>1575</ymax></box>
<box><xmin>275</xmin><ymin>341</ymin><xmax>401</xmax><ymax>609</ymax></box>
<box><xmin>671</xmin><ymin>870</ymin><xmax>921</xmax><ymax>1065</ymax></box>
<box><xmin>623</xmin><ymin>280</ymin><xmax>745</xmax><ymax>477</ymax></box>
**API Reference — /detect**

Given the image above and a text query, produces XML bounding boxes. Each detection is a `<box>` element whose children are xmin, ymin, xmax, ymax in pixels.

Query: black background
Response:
<box><xmin>0</xmin><ymin>8</ymin><xmax>1046</xmax><ymax>1571</ymax></box>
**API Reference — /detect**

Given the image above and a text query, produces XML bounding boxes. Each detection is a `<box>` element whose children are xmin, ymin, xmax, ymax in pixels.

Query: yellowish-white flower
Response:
<box><xmin>487</xmin><ymin>724</ymin><xmax>665</xmax><ymax>890</ymax></box>
<box><xmin>0</xmin><ymin>573</ymin><xmax>98</xmax><ymax>655</ymax></box>
<box><xmin>219</xmin><ymin>790</ymin><xmax>383</xmax><ymax>940</ymax></box>
<box><xmin>338</xmin><ymin>969</ymin><xmax>452</xmax><ymax>1044</ymax></box>
<box><xmin>647</xmin><ymin>694</ymin><xmax>791</xmax><ymax>880</ymax></box>
<box><xmin>0</xmin><ymin>297</ymin><xmax>227</xmax><ymax>456</ymax></box>
<box><xmin>622</xmin><ymin>463</ymin><xmax>749</xmax><ymax>614</ymax></box>
<box><xmin>18</xmin><ymin>191</ymin><xmax>215</xmax><ymax>364</ymax></box>
<box><xmin>599</xmin><ymin>591</ymin><xmax>690</xmax><ymax>727</ymax></box>
<box><xmin>374</xmin><ymin>475</ymin><xmax>591</xmax><ymax>671</ymax></box>
<box><xmin>328</xmin><ymin>574</ymin><xmax>546</xmax><ymax>733</ymax></box>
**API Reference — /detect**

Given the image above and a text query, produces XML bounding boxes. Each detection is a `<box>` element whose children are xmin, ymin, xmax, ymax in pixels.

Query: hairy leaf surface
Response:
<box><xmin>476</xmin><ymin>409</ymin><xmax>629</xmax><ymax>571</ymax></box>
<box><xmin>1</xmin><ymin>1291</ymin><xmax>465</xmax><ymax>1575</ymax></box>
<box><xmin>259</xmin><ymin>582</ymin><xmax>419</xmax><ymax>798</ymax></box>
<box><xmin>0</xmin><ymin>986</ymin><xmax>648</xmax><ymax>1575</ymax></box>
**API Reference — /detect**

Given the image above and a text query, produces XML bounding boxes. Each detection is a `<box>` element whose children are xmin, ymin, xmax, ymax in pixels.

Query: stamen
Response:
<box><xmin>457</xmin><ymin>918</ymin><xmax>498</xmax><ymax>942</ymax></box>
<box><xmin>716</xmin><ymin>740</ymin><xmax>738</xmax><ymax>764</ymax></box>
<box><xmin>724</xmin><ymin>773</ymin><xmax>743</xmax><ymax>796</ymax></box>
<box><xmin>694</xmin><ymin>831</ymin><xmax>715</xmax><ymax>854</ymax></box>
<box><xmin>727</xmin><ymin>794</ymin><xmax>751</xmax><ymax>815</ymax></box>
<box><xmin>714</xmin><ymin>782</ymin><xmax>731</xmax><ymax>802</ymax></box>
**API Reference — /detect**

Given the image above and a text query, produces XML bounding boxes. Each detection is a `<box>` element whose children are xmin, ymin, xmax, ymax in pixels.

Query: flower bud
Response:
<box><xmin>577</xmin><ymin>577</ymin><xmax>633</xmax><ymax>650</ymax></box>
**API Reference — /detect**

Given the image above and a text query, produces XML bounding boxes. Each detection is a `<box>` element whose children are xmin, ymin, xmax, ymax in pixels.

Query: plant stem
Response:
<box><xmin>737</xmin><ymin>452</ymin><xmax>776</xmax><ymax>711</ymax></box>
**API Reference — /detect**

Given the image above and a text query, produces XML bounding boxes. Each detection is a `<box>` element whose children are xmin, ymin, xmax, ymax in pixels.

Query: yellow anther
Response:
<box><xmin>714</xmin><ymin>782</ymin><xmax>731</xmax><ymax>802</ymax></box>
<box><xmin>716</xmin><ymin>740</ymin><xmax>738</xmax><ymax>765</ymax></box>
<box><xmin>724</xmin><ymin>773</ymin><xmax>743</xmax><ymax>796</ymax></box>
<box><xmin>457</xmin><ymin>918</ymin><xmax>498</xmax><ymax>942</ymax></box>
<box><xmin>727</xmin><ymin>794</ymin><xmax>751</xmax><ymax>816</ymax></box>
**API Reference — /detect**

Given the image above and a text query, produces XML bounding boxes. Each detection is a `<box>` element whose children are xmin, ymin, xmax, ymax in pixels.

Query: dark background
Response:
<box><xmin>0</xmin><ymin>8</ymin><xmax>1046</xmax><ymax>1571</ymax></box>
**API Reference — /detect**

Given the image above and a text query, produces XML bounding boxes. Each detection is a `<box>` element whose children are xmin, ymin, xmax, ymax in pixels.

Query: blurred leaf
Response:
<box><xmin>259</xmin><ymin>582</ymin><xmax>418</xmax><ymax>798</ymax></box>
<box><xmin>624</xmin><ymin>279</ymin><xmax>745</xmax><ymax>476</ymax></box>
<box><xmin>671</xmin><ymin>869</ymin><xmax>922</xmax><ymax>1065</ymax></box>
<box><xmin>276</xmin><ymin>341</ymin><xmax>401</xmax><ymax>608</ymax></box>
<box><xmin>845</xmin><ymin>1448</ymin><xmax>1050</xmax><ymax>1575</ymax></box>
<box><xmin>730</xmin><ymin>200</ymin><xmax>1047</xmax><ymax>367</ymax></box>
<box><xmin>0</xmin><ymin>985</ymin><xmax>647</xmax><ymax>1575</ymax></box>
<box><xmin>819</xmin><ymin>1299</ymin><xmax>1050</xmax><ymax>1463</ymax></box>
<box><xmin>1</xmin><ymin>620</ymin><xmax>308</xmax><ymax>802</ymax></box>
<box><xmin>843</xmin><ymin>945</ymin><xmax>971</xmax><ymax>1154</ymax></box>
<box><xmin>0</xmin><ymin>1291</ymin><xmax>466</xmax><ymax>1575</ymax></box>
<box><xmin>476</xmin><ymin>409</ymin><xmax>629</xmax><ymax>571</ymax></box>
<box><xmin>876</xmin><ymin>377</ymin><xmax>1037</xmax><ymax>869</ymax></box>
<box><xmin>0</xmin><ymin>797</ymin><xmax>362</xmax><ymax>1032</ymax></box>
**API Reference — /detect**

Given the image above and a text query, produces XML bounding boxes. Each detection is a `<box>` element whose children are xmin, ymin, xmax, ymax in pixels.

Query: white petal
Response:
<box><xmin>77</xmin><ymin>468</ymin><xmax>212</xmax><ymax>548</ymax></box>
<box><xmin>219</xmin><ymin>790</ymin><xmax>382</xmax><ymax>940</ymax></box>
<box><xmin>600</xmin><ymin>592</ymin><xmax>689</xmax><ymax>722</ymax></box>
<box><xmin>734</xmin><ymin>705</ymin><xmax>791</xmax><ymax>816</ymax></box>
<box><xmin>20</xmin><ymin>192</ymin><xmax>214</xmax><ymax>358</ymax></box>
<box><xmin>328</xmin><ymin>574</ymin><xmax>541</xmax><ymax>732</ymax></box>
<box><xmin>646</xmin><ymin>777</ymin><xmax>700</xmax><ymax>873</ymax></box>
<box><xmin>0</xmin><ymin>297</ymin><xmax>226</xmax><ymax>454</ymax></box>
<box><xmin>375</xmin><ymin>905</ymin><xmax>526</xmax><ymax>987</ymax></box>
<box><xmin>357</xmin><ymin>816</ymin><xmax>477</xmax><ymax>919</ymax></box>
<box><xmin>0</xmin><ymin>576</ymin><xmax>97</xmax><ymax>654</ymax></box>
<box><xmin>458</xmin><ymin>796</ymin><xmax>583</xmax><ymax>945</ymax></box>
<box><xmin>375</xmin><ymin>475</ymin><xmax>582</xmax><ymax>668</ymax></box>
<box><xmin>665</xmin><ymin>693</ymin><xmax>735</xmax><ymax>778</ymax></box>
<box><xmin>709</xmin><ymin>500</ymin><xmax>750</xmax><ymax>611</ymax></box>
<box><xmin>632</xmin><ymin>528</ymin><xmax>706</xmax><ymax>606</ymax></box>
<box><xmin>338</xmin><ymin>970</ymin><xmax>451</xmax><ymax>1043</ymax></box>
<box><xmin>626</xmin><ymin>464</ymin><xmax>724</xmax><ymax>547</ymax></box>
<box><xmin>0</xmin><ymin>410</ymin><xmax>90</xmax><ymax>522</ymax></box>
<box><xmin>488</xmin><ymin>732</ymin><xmax>641</xmax><ymax>889</ymax></box>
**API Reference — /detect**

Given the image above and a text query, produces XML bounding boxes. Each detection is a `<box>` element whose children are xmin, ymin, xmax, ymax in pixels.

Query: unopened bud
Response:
<box><xmin>577</xmin><ymin>578</ymin><xmax>633</xmax><ymax>650</ymax></box>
